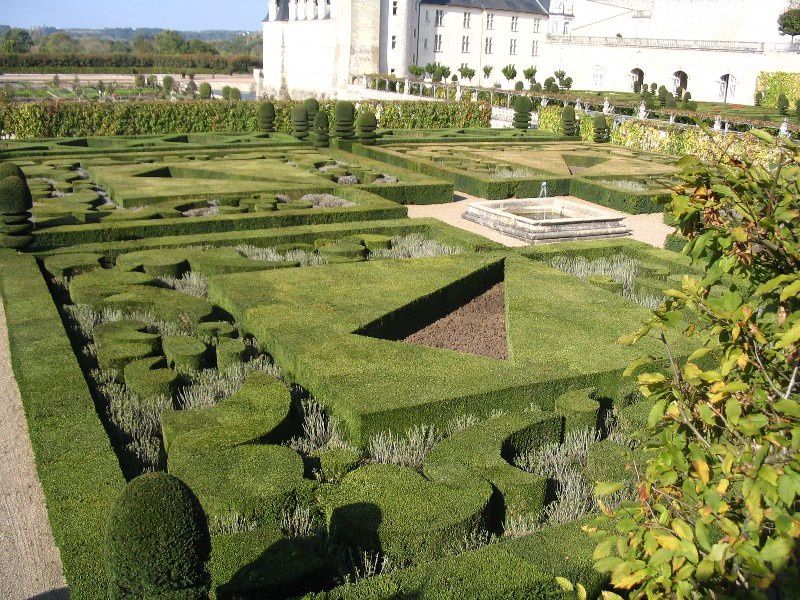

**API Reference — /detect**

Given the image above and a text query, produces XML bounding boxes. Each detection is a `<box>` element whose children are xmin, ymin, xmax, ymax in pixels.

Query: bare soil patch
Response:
<box><xmin>404</xmin><ymin>282</ymin><xmax>508</xmax><ymax>359</ymax></box>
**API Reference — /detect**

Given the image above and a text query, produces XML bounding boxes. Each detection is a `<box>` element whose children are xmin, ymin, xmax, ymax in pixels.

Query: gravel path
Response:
<box><xmin>407</xmin><ymin>193</ymin><xmax>675</xmax><ymax>249</ymax></box>
<box><xmin>0</xmin><ymin>295</ymin><xmax>68</xmax><ymax>599</ymax></box>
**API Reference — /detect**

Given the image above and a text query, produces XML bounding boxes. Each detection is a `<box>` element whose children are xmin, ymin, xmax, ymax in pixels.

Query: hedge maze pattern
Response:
<box><xmin>0</xmin><ymin>127</ymin><xmax>698</xmax><ymax>599</ymax></box>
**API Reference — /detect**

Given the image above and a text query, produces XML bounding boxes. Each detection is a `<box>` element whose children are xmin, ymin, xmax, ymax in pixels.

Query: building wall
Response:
<box><xmin>417</xmin><ymin>4</ymin><xmax>548</xmax><ymax>87</ymax></box>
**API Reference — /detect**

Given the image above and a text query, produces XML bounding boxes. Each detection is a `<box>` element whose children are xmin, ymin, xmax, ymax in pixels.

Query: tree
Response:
<box><xmin>438</xmin><ymin>65</ymin><xmax>451</xmax><ymax>81</ymax></box>
<box><xmin>38</xmin><ymin>32</ymin><xmax>80</xmax><ymax>54</ymax></box>
<box><xmin>523</xmin><ymin>66</ymin><xmax>538</xmax><ymax>85</ymax></box>
<box><xmin>154</xmin><ymin>30</ymin><xmax>188</xmax><ymax>54</ymax></box>
<box><xmin>162</xmin><ymin>76</ymin><xmax>175</xmax><ymax>94</ymax></box>
<box><xmin>0</xmin><ymin>28</ymin><xmax>33</xmax><ymax>53</ymax></box>
<box><xmin>502</xmin><ymin>64</ymin><xmax>518</xmax><ymax>86</ymax></box>
<box><xmin>587</xmin><ymin>132</ymin><xmax>800</xmax><ymax>598</ymax></box>
<box><xmin>779</xmin><ymin>93</ymin><xmax>790</xmax><ymax>116</ymax></box>
<box><xmin>408</xmin><ymin>65</ymin><xmax>425</xmax><ymax>79</ymax></box>
<box><xmin>187</xmin><ymin>38</ymin><xmax>218</xmax><ymax>54</ymax></box>
<box><xmin>132</xmin><ymin>35</ymin><xmax>154</xmax><ymax>54</ymax></box>
<box><xmin>755</xmin><ymin>90</ymin><xmax>764</xmax><ymax>106</ymax></box>
<box><xmin>483</xmin><ymin>65</ymin><xmax>493</xmax><ymax>81</ymax></box>
<box><xmin>424</xmin><ymin>63</ymin><xmax>438</xmax><ymax>78</ymax></box>
<box><xmin>562</xmin><ymin>76</ymin><xmax>573</xmax><ymax>90</ymax></box>
<box><xmin>458</xmin><ymin>65</ymin><xmax>475</xmax><ymax>82</ymax></box>
<box><xmin>778</xmin><ymin>8</ymin><xmax>800</xmax><ymax>40</ymax></box>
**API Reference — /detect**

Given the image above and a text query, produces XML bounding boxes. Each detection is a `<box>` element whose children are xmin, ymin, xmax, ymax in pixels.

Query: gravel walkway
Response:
<box><xmin>407</xmin><ymin>193</ymin><xmax>675</xmax><ymax>249</ymax></box>
<box><xmin>0</xmin><ymin>295</ymin><xmax>68</xmax><ymax>599</ymax></box>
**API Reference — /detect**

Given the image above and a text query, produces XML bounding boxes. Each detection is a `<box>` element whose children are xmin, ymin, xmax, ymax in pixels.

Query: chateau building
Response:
<box><xmin>258</xmin><ymin>0</ymin><xmax>800</xmax><ymax>104</ymax></box>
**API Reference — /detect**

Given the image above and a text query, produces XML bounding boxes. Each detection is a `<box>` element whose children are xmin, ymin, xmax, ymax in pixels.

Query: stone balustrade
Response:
<box><xmin>268</xmin><ymin>0</ymin><xmax>333</xmax><ymax>21</ymax></box>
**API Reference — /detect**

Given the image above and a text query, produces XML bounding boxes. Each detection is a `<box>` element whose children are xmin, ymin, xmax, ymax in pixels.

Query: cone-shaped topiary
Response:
<box><xmin>106</xmin><ymin>472</ymin><xmax>211</xmax><ymax>599</ymax></box>
<box><xmin>258</xmin><ymin>101</ymin><xmax>276</xmax><ymax>132</ymax></box>
<box><xmin>334</xmin><ymin>101</ymin><xmax>356</xmax><ymax>139</ymax></box>
<box><xmin>356</xmin><ymin>110</ymin><xmax>378</xmax><ymax>145</ymax></box>
<box><xmin>0</xmin><ymin>173</ymin><xmax>34</xmax><ymax>249</ymax></box>
<box><xmin>311</xmin><ymin>111</ymin><xmax>330</xmax><ymax>148</ymax></box>
<box><xmin>593</xmin><ymin>114</ymin><xmax>609</xmax><ymax>143</ymax></box>
<box><xmin>562</xmin><ymin>105</ymin><xmax>577</xmax><ymax>137</ymax></box>
<box><xmin>291</xmin><ymin>105</ymin><xmax>309</xmax><ymax>140</ymax></box>
<box><xmin>304</xmin><ymin>97</ymin><xmax>320</xmax><ymax>128</ymax></box>
<box><xmin>512</xmin><ymin>95</ymin><xmax>533</xmax><ymax>130</ymax></box>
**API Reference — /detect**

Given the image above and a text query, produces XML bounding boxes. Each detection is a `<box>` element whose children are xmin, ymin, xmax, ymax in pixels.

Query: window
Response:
<box><xmin>461</xmin><ymin>35</ymin><xmax>470</xmax><ymax>52</ymax></box>
<box><xmin>425</xmin><ymin>10</ymin><xmax>429</xmax><ymax>22</ymax></box>
<box><xmin>533</xmin><ymin>19</ymin><xmax>541</xmax><ymax>33</ymax></box>
<box><xmin>593</xmin><ymin>65</ymin><xmax>606</xmax><ymax>87</ymax></box>
<box><xmin>484</xmin><ymin>37</ymin><xmax>493</xmax><ymax>54</ymax></box>
<box><xmin>531</xmin><ymin>40</ymin><xmax>539</xmax><ymax>56</ymax></box>
<box><xmin>463</xmin><ymin>12</ymin><xmax>471</xmax><ymax>28</ymax></box>
<box><xmin>509</xmin><ymin>39</ymin><xmax>517</xmax><ymax>55</ymax></box>
<box><xmin>413</xmin><ymin>28</ymin><xmax>417</xmax><ymax>38</ymax></box>
<box><xmin>511</xmin><ymin>17</ymin><xmax>519</xmax><ymax>32</ymax></box>
<box><xmin>391</xmin><ymin>35</ymin><xmax>397</xmax><ymax>49</ymax></box>
<box><xmin>435</xmin><ymin>10</ymin><xmax>444</xmax><ymax>26</ymax></box>
<box><xmin>486</xmin><ymin>13</ymin><xmax>494</xmax><ymax>30</ymax></box>
<box><xmin>424</xmin><ymin>38</ymin><xmax>428</xmax><ymax>49</ymax></box>
<box><xmin>434</xmin><ymin>34</ymin><xmax>443</xmax><ymax>52</ymax></box>
<box><xmin>563</xmin><ymin>20</ymin><xmax>570</xmax><ymax>34</ymax></box>
<box><xmin>392</xmin><ymin>1</ymin><xmax>398</xmax><ymax>16</ymax></box>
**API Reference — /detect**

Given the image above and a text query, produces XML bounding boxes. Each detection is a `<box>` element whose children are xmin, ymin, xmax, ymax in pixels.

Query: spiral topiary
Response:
<box><xmin>334</xmin><ymin>101</ymin><xmax>356</xmax><ymax>140</ymax></box>
<box><xmin>106</xmin><ymin>472</ymin><xmax>211</xmax><ymax>599</ymax></box>
<box><xmin>311</xmin><ymin>110</ymin><xmax>330</xmax><ymax>148</ymax></box>
<box><xmin>512</xmin><ymin>95</ymin><xmax>533</xmax><ymax>130</ymax></box>
<box><xmin>291</xmin><ymin>105</ymin><xmax>309</xmax><ymax>140</ymax></box>
<box><xmin>0</xmin><ymin>168</ymin><xmax>34</xmax><ymax>249</ymax></box>
<box><xmin>593</xmin><ymin>114</ymin><xmax>609</xmax><ymax>143</ymax></box>
<box><xmin>356</xmin><ymin>110</ymin><xmax>378</xmax><ymax>145</ymax></box>
<box><xmin>258</xmin><ymin>101</ymin><xmax>276</xmax><ymax>132</ymax></box>
<box><xmin>561</xmin><ymin>105</ymin><xmax>577</xmax><ymax>137</ymax></box>
<box><xmin>304</xmin><ymin>97</ymin><xmax>320</xmax><ymax>129</ymax></box>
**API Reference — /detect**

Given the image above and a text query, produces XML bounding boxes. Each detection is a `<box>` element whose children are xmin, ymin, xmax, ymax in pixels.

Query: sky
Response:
<box><xmin>1</xmin><ymin>0</ymin><xmax>266</xmax><ymax>31</ymax></box>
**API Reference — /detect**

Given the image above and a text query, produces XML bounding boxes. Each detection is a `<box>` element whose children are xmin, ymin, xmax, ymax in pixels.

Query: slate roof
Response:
<box><xmin>420</xmin><ymin>0</ymin><xmax>550</xmax><ymax>15</ymax></box>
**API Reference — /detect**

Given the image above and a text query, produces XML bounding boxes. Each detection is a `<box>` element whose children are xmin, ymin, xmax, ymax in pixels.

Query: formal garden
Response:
<box><xmin>0</xmin><ymin>98</ymin><xmax>797</xmax><ymax>599</ymax></box>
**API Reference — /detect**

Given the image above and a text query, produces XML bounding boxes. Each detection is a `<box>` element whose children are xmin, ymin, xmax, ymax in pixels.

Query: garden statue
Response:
<box><xmin>602</xmin><ymin>99</ymin><xmax>612</xmax><ymax>115</ymax></box>
<box><xmin>669</xmin><ymin>114</ymin><xmax>675</xmax><ymax>124</ymax></box>
<box><xmin>541</xmin><ymin>98</ymin><xmax>549</xmax><ymax>107</ymax></box>
<box><xmin>713</xmin><ymin>115</ymin><xmax>722</xmax><ymax>131</ymax></box>
<box><xmin>637</xmin><ymin>101</ymin><xmax>648</xmax><ymax>120</ymax></box>
<box><xmin>575</xmin><ymin>99</ymin><xmax>583</xmax><ymax>112</ymax></box>
<box><xmin>779</xmin><ymin>118</ymin><xmax>790</xmax><ymax>138</ymax></box>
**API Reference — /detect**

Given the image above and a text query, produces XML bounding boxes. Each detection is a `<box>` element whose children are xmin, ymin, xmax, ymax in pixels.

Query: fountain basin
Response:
<box><xmin>463</xmin><ymin>197</ymin><xmax>630</xmax><ymax>244</ymax></box>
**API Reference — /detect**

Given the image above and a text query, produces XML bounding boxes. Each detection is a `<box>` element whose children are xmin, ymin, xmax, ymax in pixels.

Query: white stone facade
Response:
<box><xmin>259</xmin><ymin>0</ymin><xmax>800</xmax><ymax>104</ymax></box>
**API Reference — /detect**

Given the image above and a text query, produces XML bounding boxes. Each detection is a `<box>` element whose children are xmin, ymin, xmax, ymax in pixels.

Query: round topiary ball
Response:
<box><xmin>0</xmin><ymin>162</ymin><xmax>24</xmax><ymax>180</ymax></box>
<box><xmin>106</xmin><ymin>472</ymin><xmax>211</xmax><ymax>599</ymax></box>
<box><xmin>0</xmin><ymin>175</ymin><xmax>33</xmax><ymax>216</ymax></box>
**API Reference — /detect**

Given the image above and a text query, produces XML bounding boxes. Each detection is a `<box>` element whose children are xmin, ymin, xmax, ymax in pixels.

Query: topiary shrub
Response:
<box><xmin>512</xmin><ymin>95</ymin><xmax>532</xmax><ymax>130</ymax></box>
<box><xmin>356</xmin><ymin>110</ymin><xmax>378</xmax><ymax>145</ymax></box>
<box><xmin>754</xmin><ymin>90</ymin><xmax>763</xmax><ymax>106</ymax></box>
<box><xmin>778</xmin><ymin>93</ymin><xmax>790</xmax><ymax>115</ymax></box>
<box><xmin>657</xmin><ymin>85</ymin><xmax>669</xmax><ymax>107</ymax></box>
<box><xmin>228</xmin><ymin>87</ymin><xmax>241</xmax><ymax>101</ymax></box>
<box><xmin>290</xmin><ymin>105</ymin><xmax>309</xmax><ymax>140</ymax></box>
<box><xmin>304</xmin><ymin>97</ymin><xmax>320</xmax><ymax>128</ymax></box>
<box><xmin>198</xmin><ymin>82</ymin><xmax>212</xmax><ymax>100</ymax></box>
<box><xmin>221</xmin><ymin>86</ymin><xmax>231</xmax><ymax>100</ymax></box>
<box><xmin>0</xmin><ymin>172</ymin><xmax>33</xmax><ymax>249</ymax></box>
<box><xmin>592</xmin><ymin>113</ymin><xmax>609</xmax><ymax>143</ymax></box>
<box><xmin>334</xmin><ymin>101</ymin><xmax>356</xmax><ymax>140</ymax></box>
<box><xmin>683</xmin><ymin>91</ymin><xmax>692</xmax><ymax>101</ymax></box>
<box><xmin>561</xmin><ymin>105</ymin><xmax>577</xmax><ymax>137</ymax></box>
<box><xmin>0</xmin><ymin>161</ymin><xmax>24</xmax><ymax>179</ymax></box>
<box><xmin>258</xmin><ymin>101</ymin><xmax>276</xmax><ymax>132</ymax></box>
<box><xmin>514</xmin><ymin>81</ymin><xmax>524</xmax><ymax>91</ymax></box>
<box><xmin>665</xmin><ymin>95</ymin><xmax>677</xmax><ymax>109</ymax></box>
<box><xmin>106</xmin><ymin>472</ymin><xmax>211</xmax><ymax>599</ymax></box>
<box><xmin>311</xmin><ymin>110</ymin><xmax>330</xmax><ymax>148</ymax></box>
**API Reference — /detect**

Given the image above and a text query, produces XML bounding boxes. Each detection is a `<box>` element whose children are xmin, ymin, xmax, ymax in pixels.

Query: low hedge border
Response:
<box><xmin>568</xmin><ymin>177</ymin><xmax>668</xmax><ymax>214</ymax></box>
<box><xmin>0</xmin><ymin>249</ymin><xmax>125</xmax><ymax>598</ymax></box>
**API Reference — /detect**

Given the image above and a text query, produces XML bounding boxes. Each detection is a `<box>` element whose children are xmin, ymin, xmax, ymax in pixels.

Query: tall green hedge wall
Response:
<box><xmin>0</xmin><ymin>52</ymin><xmax>258</xmax><ymax>74</ymax></box>
<box><xmin>0</xmin><ymin>100</ymin><xmax>492</xmax><ymax>139</ymax></box>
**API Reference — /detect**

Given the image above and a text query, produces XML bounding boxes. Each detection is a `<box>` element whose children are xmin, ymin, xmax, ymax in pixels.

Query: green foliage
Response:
<box><xmin>657</xmin><ymin>85</ymin><xmax>669</xmax><ymax>107</ymax></box>
<box><xmin>162</xmin><ymin>75</ymin><xmax>175</xmax><ymax>93</ymax></box>
<box><xmin>523</xmin><ymin>66</ymin><xmax>538</xmax><ymax>84</ymax></box>
<box><xmin>562</xmin><ymin>105</ymin><xmax>577</xmax><ymax>137</ymax></box>
<box><xmin>587</xmin><ymin>134</ymin><xmax>800</xmax><ymax>597</ymax></box>
<box><xmin>483</xmin><ymin>65</ymin><xmax>493</xmax><ymax>80</ymax></box>
<box><xmin>304</xmin><ymin>97</ymin><xmax>320</xmax><ymax>127</ymax></box>
<box><xmin>592</xmin><ymin>114</ymin><xmax>609</xmax><ymax>143</ymax></box>
<box><xmin>778</xmin><ymin>93</ymin><xmax>790</xmax><ymax>115</ymax></box>
<box><xmin>512</xmin><ymin>95</ymin><xmax>533</xmax><ymax>130</ymax></box>
<box><xmin>755</xmin><ymin>90</ymin><xmax>764</xmax><ymax>106</ymax></box>
<box><xmin>198</xmin><ymin>82</ymin><xmax>212</xmax><ymax>99</ymax></box>
<box><xmin>291</xmin><ymin>105</ymin><xmax>309</xmax><ymax>139</ymax></box>
<box><xmin>757</xmin><ymin>72</ymin><xmax>800</xmax><ymax>109</ymax></box>
<box><xmin>311</xmin><ymin>110</ymin><xmax>330</xmax><ymax>148</ymax></box>
<box><xmin>0</xmin><ymin>28</ymin><xmax>33</xmax><ymax>53</ymax></box>
<box><xmin>458</xmin><ymin>65</ymin><xmax>476</xmax><ymax>81</ymax></box>
<box><xmin>106</xmin><ymin>472</ymin><xmax>211</xmax><ymax>599</ymax></box>
<box><xmin>356</xmin><ymin>110</ymin><xmax>378</xmax><ymax>145</ymax></box>
<box><xmin>0</xmin><ymin>52</ymin><xmax>258</xmax><ymax>74</ymax></box>
<box><xmin>258</xmin><ymin>101</ymin><xmax>276</xmax><ymax>132</ymax></box>
<box><xmin>228</xmin><ymin>87</ymin><xmax>241</xmax><ymax>101</ymax></box>
<box><xmin>502</xmin><ymin>64</ymin><xmax>518</xmax><ymax>83</ymax></box>
<box><xmin>334</xmin><ymin>101</ymin><xmax>356</xmax><ymax>139</ymax></box>
<box><xmin>778</xmin><ymin>8</ymin><xmax>800</xmax><ymax>38</ymax></box>
<box><xmin>408</xmin><ymin>65</ymin><xmax>425</xmax><ymax>79</ymax></box>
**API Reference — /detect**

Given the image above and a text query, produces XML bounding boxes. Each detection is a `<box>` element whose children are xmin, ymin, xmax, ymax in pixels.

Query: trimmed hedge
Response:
<box><xmin>106</xmin><ymin>472</ymin><xmax>211</xmax><ymax>599</ymax></box>
<box><xmin>0</xmin><ymin>100</ymin><xmax>491</xmax><ymax>139</ymax></box>
<box><xmin>569</xmin><ymin>177</ymin><xmax>667</xmax><ymax>214</ymax></box>
<box><xmin>0</xmin><ymin>51</ymin><xmax>258</xmax><ymax>73</ymax></box>
<box><xmin>0</xmin><ymin>250</ymin><xmax>125</xmax><ymax>597</ymax></box>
